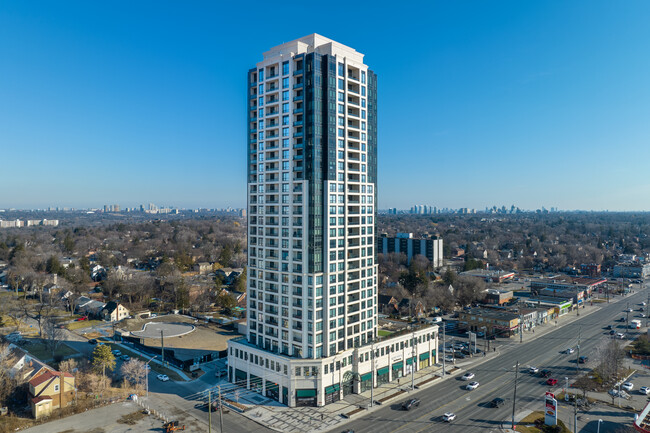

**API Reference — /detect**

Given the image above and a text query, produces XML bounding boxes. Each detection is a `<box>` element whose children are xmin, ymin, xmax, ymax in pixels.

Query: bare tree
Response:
<box><xmin>43</xmin><ymin>315</ymin><xmax>65</xmax><ymax>358</ymax></box>
<box><xmin>121</xmin><ymin>358</ymin><xmax>146</xmax><ymax>393</ymax></box>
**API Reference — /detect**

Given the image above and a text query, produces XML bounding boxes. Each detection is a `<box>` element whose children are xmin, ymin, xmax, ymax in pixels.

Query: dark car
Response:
<box><xmin>487</xmin><ymin>334</ymin><xmax>497</xmax><ymax>340</ymax></box>
<box><xmin>606</xmin><ymin>325</ymin><xmax>613</xmax><ymax>330</ymax></box>
<box><xmin>401</xmin><ymin>398</ymin><xmax>420</xmax><ymax>410</ymax></box>
<box><xmin>490</xmin><ymin>398</ymin><xmax>505</xmax><ymax>408</ymax></box>
<box><xmin>578</xmin><ymin>356</ymin><xmax>589</xmax><ymax>364</ymax></box>
<box><xmin>88</xmin><ymin>339</ymin><xmax>97</xmax><ymax>344</ymax></box>
<box><xmin>609</xmin><ymin>330</ymin><xmax>616</xmax><ymax>335</ymax></box>
<box><xmin>540</xmin><ymin>369</ymin><xmax>552</xmax><ymax>378</ymax></box>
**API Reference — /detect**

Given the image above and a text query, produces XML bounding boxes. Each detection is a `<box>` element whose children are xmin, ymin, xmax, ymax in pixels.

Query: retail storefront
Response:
<box><xmin>377</xmin><ymin>366</ymin><xmax>390</xmax><ymax>385</ymax></box>
<box><xmin>296</xmin><ymin>389</ymin><xmax>317</xmax><ymax>407</ymax></box>
<box><xmin>419</xmin><ymin>352</ymin><xmax>430</xmax><ymax>369</ymax></box>
<box><xmin>392</xmin><ymin>361</ymin><xmax>404</xmax><ymax>381</ymax></box>
<box><xmin>360</xmin><ymin>372</ymin><xmax>372</xmax><ymax>392</ymax></box>
<box><xmin>325</xmin><ymin>383</ymin><xmax>340</xmax><ymax>404</ymax></box>
<box><xmin>234</xmin><ymin>369</ymin><xmax>247</xmax><ymax>387</ymax></box>
<box><xmin>250</xmin><ymin>374</ymin><xmax>262</xmax><ymax>393</ymax></box>
<box><xmin>342</xmin><ymin>379</ymin><xmax>353</xmax><ymax>397</ymax></box>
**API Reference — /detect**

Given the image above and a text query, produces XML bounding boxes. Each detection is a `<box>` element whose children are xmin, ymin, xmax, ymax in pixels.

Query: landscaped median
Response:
<box><xmin>104</xmin><ymin>342</ymin><xmax>186</xmax><ymax>382</ymax></box>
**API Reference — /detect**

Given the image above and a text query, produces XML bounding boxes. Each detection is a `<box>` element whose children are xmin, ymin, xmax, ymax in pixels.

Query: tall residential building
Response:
<box><xmin>228</xmin><ymin>34</ymin><xmax>437</xmax><ymax>408</ymax></box>
<box><xmin>377</xmin><ymin>232</ymin><xmax>444</xmax><ymax>267</ymax></box>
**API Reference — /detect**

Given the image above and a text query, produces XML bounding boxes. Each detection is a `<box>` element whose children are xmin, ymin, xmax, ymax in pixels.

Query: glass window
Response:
<box><xmin>361</xmin><ymin>87</ymin><xmax>366</xmax><ymax>96</ymax></box>
<box><xmin>338</xmin><ymin>104</ymin><xmax>344</xmax><ymax>114</ymax></box>
<box><xmin>283</xmin><ymin>138</ymin><xmax>289</xmax><ymax>148</ymax></box>
<box><xmin>259</xmin><ymin>69</ymin><xmax>264</xmax><ymax>81</ymax></box>
<box><xmin>338</xmin><ymin>139</ymin><xmax>344</xmax><ymax>148</ymax></box>
<box><xmin>282</xmin><ymin>103</ymin><xmax>289</xmax><ymax>113</ymax></box>
<box><xmin>282</xmin><ymin>61</ymin><xmax>289</xmax><ymax>75</ymax></box>
<box><xmin>282</xmin><ymin>116</ymin><xmax>289</xmax><ymax>125</ymax></box>
<box><xmin>338</xmin><ymin>92</ymin><xmax>345</xmax><ymax>102</ymax></box>
<box><xmin>258</xmin><ymin>108</ymin><xmax>264</xmax><ymax>117</ymax></box>
<box><xmin>258</xmin><ymin>84</ymin><xmax>264</xmax><ymax>94</ymax></box>
<box><xmin>282</xmin><ymin>127</ymin><xmax>289</xmax><ymax>137</ymax></box>
<box><xmin>338</xmin><ymin>79</ymin><xmax>344</xmax><ymax>89</ymax></box>
<box><xmin>338</xmin><ymin>117</ymin><xmax>344</xmax><ymax>126</ymax></box>
<box><xmin>338</xmin><ymin>63</ymin><xmax>344</xmax><ymax>76</ymax></box>
<box><xmin>338</xmin><ymin>129</ymin><xmax>344</xmax><ymax>137</ymax></box>
<box><xmin>282</xmin><ymin>91</ymin><xmax>289</xmax><ymax>101</ymax></box>
<box><xmin>361</xmin><ymin>71</ymin><xmax>366</xmax><ymax>83</ymax></box>
<box><xmin>258</xmin><ymin>97</ymin><xmax>264</xmax><ymax>106</ymax></box>
<box><xmin>361</xmin><ymin>99</ymin><xmax>366</xmax><ymax>108</ymax></box>
<box><xmin>282</xmin><ymin>77</ymin><xmax>289</xmax><ymax>89</ymax></box>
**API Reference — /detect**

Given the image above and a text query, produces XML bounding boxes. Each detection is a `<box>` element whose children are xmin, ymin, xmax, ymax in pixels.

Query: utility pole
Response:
<box><xmin>626</xmin><ymin>302</ymin><xmax>630</xmax><ymax>338</ymax></box>
<box><xmin>208</xmin><ymin>389</ymin><xmax>212</xmax><ymax>433</ymax></box>
<box><xmin>411</xmin><ymin>329</ymin><xmax>415</xmax><ymax>390</ymax></box>
<box><xmin>575</xmin><ymin>328</ymin><xmax>580</xmax><ymax>433</ymax></box>
<box><xmin>511</xmin><ymin>361</ymin><xmax>519</xmax><ymax>430</ymax></box>
<box><xmin>646</xmin><ymin>294</ymin><xmax>649</xmax><ymax>329</ymax></box>
<box><xmin>370</xmin><ymin>344</ymin><xmax>375</xmax><ymax>407</ymax></box>
<box><xmin>519</xmin><ymin>314</ymin><xmax>523</xmax><ymax>343</ymax></box>
<box><xmin>442</xmin><ymin>325</ymin><xmax>446</xmax><ymax>375</ymax></box>
<box><xmin>218</xmin><ymin>385</ymin><xmax>224</xmax><ymax>433</ymax></box>
<box><xmin>161</xmin><ymin>330</ymin><xmax>165</xmax><ymax>366</ymax></box>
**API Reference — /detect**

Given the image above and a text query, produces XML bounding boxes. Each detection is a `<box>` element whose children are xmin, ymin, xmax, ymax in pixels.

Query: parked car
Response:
<box><xmin>529</xmin><ymin>366</ymin><xmax>539</xmax><ymax>374</ymax></box>
<box><xmin>616</xmin><ymin>332</ymin><xmax>625</xmax><ymax>339</ymax></box>
<box><xmin>609</xmin><ymin>330</ymin><xmax>616</xmax><ymax>335</ymax></box>
<box><xmin>490</xmin><ymin>398</ymin><xmax>505</xmax><ymax>408</ymax></box>
<box><xmin>444</xmin><ymin>355</ymin><xmax>454</xmax><ymax>363</ymax></box>
<box><xmin>622</xmin><ymin>382</ymin><xmax>634</xmax><ymax>391</ymax></box>
<box><xmin>121</xmin><ymin>355</ymin><xmax>130</xmax><ymax>361</ymax></box>
<box><xmin>461</xmin><ymin>372</ymin><xmax>475</xmax><ymax>381</ymax></box>
<box><xmin>466</xmin><ymin>381</ymin><xmax>480</xmax><ymax>390</ymax></box>
<box><xmin>112</xmin><ymin>350</ymin><xmax>122</xmax><ymax>356</ymax></box>
<box><xmin>540</xmin><ymin>369</ymin><xmax>552</xmax><ymax>378</ymax></box>
<box><xmin>640</xmin><ymin>387</ymin><xmax>650</xmax><ymax>395</ymax></box>
<box><xmin>546</xmin><ymin>378</ymin><xmax>558</xmax><ymax>386</ymax></box>
<box><xmin>565</xmin><ymin>348</ymin><xmax>575</xmax><ymax>354</ymax></box>
<box><xmin>401</xmin><ymin>398</ymin><xmax>420</xmax><ymax>411</ymax></box>
<box><xmin>75</xmin><ymin>316</ymin><xmax>88</xmax><ymax>321</ymax></box>
<box><xmin>442</xmin><ymin>412</ymin><xmax>456</xmax><ymax>422</ymax></box>
<box><xmin>157</xmin><ymin>374</ymin><xmax>170</xmax><ymax>382</ymax></box>
<box><xmin>606</xmin><ymin>324</ymin><xmax>613</xmax><ymax>330</ymax></box>
<box><xmin>609</xmin><ymin>389</ymin><xmax>619</xmax><ymax>397</ymax></box>
<box><xmin>578</xmin><ymin>356</ymin><xmax>589</xmax><ymax>364</ymax></box>
<box><xmin>88</xmin><ymin>339</ymin><xmax>97</xmax><ymax>344</ymax></box>
<box><xmin>215</xmin><ymin>370</ymin><xmax>227</xmax><ymax>378</ymax></box>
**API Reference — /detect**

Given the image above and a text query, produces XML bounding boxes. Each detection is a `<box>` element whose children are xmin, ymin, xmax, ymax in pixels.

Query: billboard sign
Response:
<box><xmin>545</xmin><ymin>392</ymin><xmax>557</xmax><ymax>426</ymax></box>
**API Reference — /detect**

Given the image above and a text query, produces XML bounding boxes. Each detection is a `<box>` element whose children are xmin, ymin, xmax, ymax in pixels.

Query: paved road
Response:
<box><xmin>339</xmin><ymin>288</ymin><xmax>648</xmax><ymax>433</ymax></box>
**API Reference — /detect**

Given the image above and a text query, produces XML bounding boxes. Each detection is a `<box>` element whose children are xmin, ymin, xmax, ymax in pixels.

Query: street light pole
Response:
<box><xmin>442</xmin><ymin>325</ymin><xmax>446</xmax><ymax>376</ymax></box>
<box><xmin>511</xmin><ymin>361</ymin><xmax>519</xmax><ymax>430</ymax></box>
<box><xmin>144</xmin><ymin>355</ymin><xmax>157</xmax><ymax>398</ymax></box>
<box><xmin>597</xmin><ymin>419</ymin><xmax>603</xmax><ymax>433</ymax></box>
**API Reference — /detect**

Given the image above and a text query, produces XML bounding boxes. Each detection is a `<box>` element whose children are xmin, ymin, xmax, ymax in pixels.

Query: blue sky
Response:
<box><xmin>1</xmin><ymin>1</ymin><xmax>649</xmax><ymax>211</ymax></box>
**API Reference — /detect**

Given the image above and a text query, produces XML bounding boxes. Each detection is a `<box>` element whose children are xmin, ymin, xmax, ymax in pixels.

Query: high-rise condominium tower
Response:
<box><xmin>228</xmin><ymin>34</ymin><xmax>437</xmax><ymax>408</ymax></box>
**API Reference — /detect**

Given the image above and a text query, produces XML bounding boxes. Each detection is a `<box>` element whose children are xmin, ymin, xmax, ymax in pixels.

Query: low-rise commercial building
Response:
<box><xmin>614</xmin><ymin>262</ymin><xmax>650</xmax><ymax>279</ymax></box>
<box><xmin>228</xmin><ymin>325</ymin><xmax>438</xmax><ymax>407</ymax></box>
<box><xmin>457</xmin><ymin>308</ymin><xmax>519</xmax><ymax>337</ymax></box>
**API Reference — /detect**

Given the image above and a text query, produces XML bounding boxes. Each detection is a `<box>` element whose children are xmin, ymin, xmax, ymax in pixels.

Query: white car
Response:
<box><xmin>461</xmin><ymin>372</ymin><xmax>475</xmax><ymax>381</ymax></box>
<box><xmin>466</xmin><ymin>381</ymin><xmax>480</xmax><ymax>390</ymax></box>
<box><xmin>529</xmin><ymin>366</ymin><xmax>539</xmax><ymax>374</ymax></box>
<box><xmin>640</xmin><ymin>386</ymin><xmax>650</xmax><ymax>395</ymax></box>
<box><xmin>641</xmin><ymin>302</ymin><xmax>647</xmax><ymax>306</ymax></box>
<box><xmin>626</xmin><ymin>308</ymin><xmax>634</xmax><ymax>313</ymax></box>
<box><xmin>112</xmin><ymin>350</ymin><xmax>121</xmax><ymax>356</ymax></box>
<box><xmin>616</xmin><ymin>332</ymin><xmax>625</xmax><ymax>339</ymax></box>
<box><xmin>609</xmin><ymin>389</ymin><xmax>619</xmax><ymax>397</ymax></box>
<box><xmin>444</xmin><ymin>355</ymin><xmax>454</xmax><ymax>363</ymax></box>
<box><xmin>566</xmin><ymin>348</ymin><xmax>575</xmax><ymax>354</ymax></box>
<box><xmin>442</xmin><ymin>412</ymin><xmax>456</xmax><ymax>422</ymax></box>
<box><xmin>157</xmin><ymin>374</ymin><xmax>169</xmax><ymax>382</ymax></box>
<box><xmin>622</xmin><ymin>382</ymin><xmax>634</xmax><ymax>391</ymax></box>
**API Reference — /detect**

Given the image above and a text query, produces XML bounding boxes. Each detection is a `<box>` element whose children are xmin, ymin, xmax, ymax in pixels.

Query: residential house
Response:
<box><xmin>75</xmin><ymin>296</ymin><xmax>106</xmax><ymax>318</ymax></box>
<box><xmin>193</xmin><ymin>262</ymin><xmax>213</xmax><ymax>275</ymax></box>
<box><xmin>28</xmin><ymin>369</ymin><xmax>75</xmax><ymax>419</ymax></box>
<box><xmin>378</xmin><ymin>294</ymin><xmax>399</xmax><ymax>315</ymax></box>
<box><xmin>100</xmin><ymin>301</ymin><xmax>130</xmax><ymax>322</ymax></box>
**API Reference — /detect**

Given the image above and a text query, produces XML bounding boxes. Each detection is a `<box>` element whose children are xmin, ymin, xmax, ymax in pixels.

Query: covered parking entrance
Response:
<box><xmin>265</xmin><ymin>380</ymin><xmax>279</xmax><ymax>401</ymax></box>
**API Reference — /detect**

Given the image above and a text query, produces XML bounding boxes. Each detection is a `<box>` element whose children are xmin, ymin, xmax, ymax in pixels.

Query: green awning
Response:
<box><xmin>392</xmin><ymin>361</ymin><xmax>403</xmax><ymax>370</ymax></box>
<box><xmin>377</xmin><ymin>366</ymin><xmax>389</xmax><ymax>376</ymax></box>
<box><xmin>360</xmin><ymin>372</ymin><xmax>372</xmax><ymax>381</ymax></box>
<box><xmin>431</xmin><ymin>349</ymin><xmax>437</xmax><ymax>358</ymax></box>
<box><xmin>266</xmin><ymin>380</ymin><xmax>278</xmax><ymax>390</ymax></box>
<box><xmin>420</xmin><ymin>352</ymin><xmax>430</xmax><ymax>360</ymax></box>
<box><xmin>325</xmin><ymin>384</ymin><xmax>340</xmax><ymax>394</ymax></box>
<box><xmin>296</xmin><ymin>389</ymin><xmax>317</xmax><ymax>398</ymax></box>
<box><xmin>406</xmin><ymin>357</ymin><xmax>413</xmax><ymax>365</ymax></box>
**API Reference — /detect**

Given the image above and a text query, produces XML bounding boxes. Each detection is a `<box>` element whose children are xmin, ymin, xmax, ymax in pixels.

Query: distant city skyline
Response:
<box><xmin>2</xmin><ymin>2</ymin><xmax>650</xmax><ymax>210</ymax></box>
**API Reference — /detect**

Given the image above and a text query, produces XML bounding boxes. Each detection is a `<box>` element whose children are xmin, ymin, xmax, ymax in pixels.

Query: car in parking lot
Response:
<box><xmin>121</xmin><ymin>355</ymin><xmax>130</xmax><ymax>361</ymax></box>
<box><xmin>606</xmin><ymin>324</ymin><xmax>613</xmax><ymax>330</ymax></box>
<box><xmin>215</xmin><ymin>370</ymin><xmax>227</xmax><ymax>378</ymax></box>
<box><xmin>640</xmin><ymin>387</ymin><xmax>650</xmax><ymax>395</ymax></box>
<box><xmin>609</xmin><ymin>329</ymin><xmax>617</xmax><ymax>335</ymax></box>
<box><xmin>401</xmin><ymin>398</ymin><xmax>420</xmax><ymax>410</ymax></box>
<box><xmin>609</xmin><ymin>389</ymin><xmax>619</xmax><ymax>397</ymax></box>
<box><xmin>112</xmin><ymin>350</ymin><xmax>121</xmax><ymax>357</ymax></box>
<box><xmin>444</xmin><ymin>355</ymin><xmax>454</xmax><ymax>363</ymax></box>
<box><xmin>461</xmin><ymin>372</ymin><xmax>475</xmax><ymax>381</ymax></box>
<box><xmin>616</xmin><ymin>332</ymin><xmax>625</xmax><ymax>339</ymax></box>
<box><xmin>622</xmin><ymin>382</ymin><xmax>634</xmax><ymax>391</ymax></box>
<box><xmin>529</xmin><ymin>366</ymin><xmax>539</xmax><ymax>374</ymax></box>
<box><xmin>546</xmin><ymin>378</ymin><xmax>558</xmax><ymax>386</ymax></box>
<box><xmin>157</xmin><ymin>374</ymin><xmax>170</xmax><ymax>382</ymax></box>
<box><xmin>466</xmin><ymin>381</ymin><xmax>480</xmax><ymax>390</ymax></box>
<box><xmin>75</xmin><ymin>316</ymin><xmax>88</xmax><ymax>321</ymax></box>
<box><xmin>565</xmin><ymin>348</ymin><xmax>575</xmax><ymax>354</ymax></box>
<box><xmin>88</xmin><ymin>339</ymin><xmax>97</xmax><ymax>344</ymax></box>
<box><xmin>540</xmin><ymin>369</ymin><xmax>552</xmax><ymax>378</ymax></box>
<box><xmin>490</xmin><ymin>398</ymin><xmax>505</xmax><ymax>408</ymax></box>
<box><xmin>578</xmin><ymin>356</ymin><xmax>589</xmax><ymax>363</ymax></box>
<box><xmin>442</xmin><ymin>412</ymin><xmax>456</xmax><ymax>422</ymax></box>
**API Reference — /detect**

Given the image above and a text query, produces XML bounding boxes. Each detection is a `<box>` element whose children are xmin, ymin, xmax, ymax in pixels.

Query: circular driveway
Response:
<box><xmin>131</xmin><ymin>322</ymin><xmax>195</xmax><ymax>338</ymax></box>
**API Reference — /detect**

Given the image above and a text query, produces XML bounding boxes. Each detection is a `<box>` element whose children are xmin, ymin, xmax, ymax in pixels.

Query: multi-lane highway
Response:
<box><xmin>338</xmin><ymin>288</ymin><xmax>648</xmax><ymax>433</ymax></box>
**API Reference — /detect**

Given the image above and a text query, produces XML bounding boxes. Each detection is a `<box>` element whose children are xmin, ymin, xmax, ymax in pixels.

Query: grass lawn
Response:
<box><xmin>66</xmin><ymin>319</ymin><xmax>103</xmax><ymax>330</ymax></box>
<box><xmin>378</xmin><ymin>330</ymin><xmax>394</xmax><ymax>337</ymax></box>
<box><xmin>24</xmin><ymin>341</ymin><xmax>78</xmax><ymax>361</ymax></box>
<box><xmin>515</xmin><ymin>411</ymin><xmax>570</xmax><ymax>433</ymax></box>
